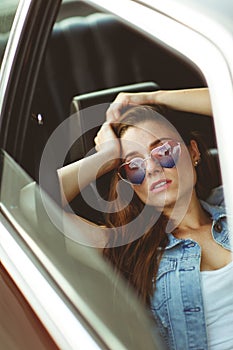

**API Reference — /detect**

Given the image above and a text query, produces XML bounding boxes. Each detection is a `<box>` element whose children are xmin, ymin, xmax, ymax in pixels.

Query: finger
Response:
<box><xmin>99</xmin><ymin>121</ymin><xmax>110</xmax><ymax>132</ymax></box>
<box><xmin>106</xmin><ymin>103</ymin><xmax>122</xmax><ymax>122</ymax></box>
<box><xmin>95</xmin><ymin>122</ymin><xmax>111</xmax><ymax>144</ymax></box>
<box><xmin>94</xmin><ymin>136</ymin><xmax>98</xmax><ymax>146</ymax></box>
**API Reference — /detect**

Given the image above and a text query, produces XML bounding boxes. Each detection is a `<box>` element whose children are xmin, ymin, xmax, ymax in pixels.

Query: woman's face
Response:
<box><xmin>120</xmin><ymin>120</ymin><xmax>199</xmax><ymax>212</ymax></box>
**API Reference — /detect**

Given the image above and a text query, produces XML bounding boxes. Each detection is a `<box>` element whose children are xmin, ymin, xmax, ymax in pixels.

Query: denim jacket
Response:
<box><xmin>150</xmin><ymin>187</ymin><xmax>231</xmax><ymax>350</ymax></box>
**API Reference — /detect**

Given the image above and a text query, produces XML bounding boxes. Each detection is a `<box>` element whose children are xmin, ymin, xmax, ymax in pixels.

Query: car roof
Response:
<box><xmin>140</xmin><ymin>0</ymin><xmax>233</xmax><ymax>36</ymax></box>
<box><xmin>178</xmin><ymin>0</ymin><xmax>233</xmax><ymax>30</ymax></box>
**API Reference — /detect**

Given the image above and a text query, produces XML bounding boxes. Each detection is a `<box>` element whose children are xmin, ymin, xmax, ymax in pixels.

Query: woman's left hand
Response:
<box><xmin>94</xmin><ymin>121</ymin><xmax>121</xmax><ymax>171</ymax></box>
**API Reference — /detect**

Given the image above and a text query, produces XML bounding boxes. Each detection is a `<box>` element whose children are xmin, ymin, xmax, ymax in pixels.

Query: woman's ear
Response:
<box><xmin>189</xmin><ymin>139</ymin><xmax>201</xmax><ymax>166</ymax></box>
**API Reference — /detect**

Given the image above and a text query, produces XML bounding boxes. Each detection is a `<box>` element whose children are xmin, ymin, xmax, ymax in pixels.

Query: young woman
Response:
<box><xmin>58</xmin><ymin>88</ymin><xmax>233</xmax><ymax>350</ymax></box>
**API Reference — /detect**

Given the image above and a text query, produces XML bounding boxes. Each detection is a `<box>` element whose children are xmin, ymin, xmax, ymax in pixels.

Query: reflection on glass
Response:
<box><xmin>0</xmin><ymin>150</ymin><xmax>163</xmax><ymax>350</ymax></box>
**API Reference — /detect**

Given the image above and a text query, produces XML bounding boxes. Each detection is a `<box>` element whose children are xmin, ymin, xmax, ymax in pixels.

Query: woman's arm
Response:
<box><xmin>63</xmin><ymin>211</ymin><xmax>109</xmax><ymax>248</ymax></box>
<box><xmin>106</xmin><ymin>87</ymin><xmax>212</xmax><ymax>121</ymax></box>
<box><xmin>57</xmin><ymin>122</ymin><xmax>120</xmax><ymax>206</ymax></box>
<box><xmin>154</xmin><ymin>88</ymin><xmax>212</xmax><ymax>116</ymax></box>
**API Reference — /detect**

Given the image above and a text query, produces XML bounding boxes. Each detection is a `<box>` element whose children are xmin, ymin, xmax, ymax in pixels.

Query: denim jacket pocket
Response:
<box><xmin>151</xmin><ymin>258</ymin><xmax>177</xmax><ymax>331</ymax></box>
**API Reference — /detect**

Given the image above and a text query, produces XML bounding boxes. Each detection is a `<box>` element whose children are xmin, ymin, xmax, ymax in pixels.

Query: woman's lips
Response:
<box><xmin>150</xmin><ymin>179</ymin><xmax>172</xmax><ymax>193</ymax></box>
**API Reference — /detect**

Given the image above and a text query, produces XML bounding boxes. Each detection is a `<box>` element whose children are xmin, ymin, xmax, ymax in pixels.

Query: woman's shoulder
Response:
<box><xmin>206</xmin><ymin>185</ymin><xmax>225</xmax><ymax>207</ymax></box>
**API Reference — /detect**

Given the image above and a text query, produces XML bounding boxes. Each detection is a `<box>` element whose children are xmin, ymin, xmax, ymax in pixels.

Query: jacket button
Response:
<box><xmin>187</xmin><ymin>242</ymin><xmax>195</xmax><ymax>248</ymax></box>
<box><xmin>214</xmin><ymin>220</ymin><xmax>222</xmax><ymax>233</ymax></box>
<box><xmin>183</xmin><ymin>242</ymin><xmax>196</xmax><ymax>248</ymax></box>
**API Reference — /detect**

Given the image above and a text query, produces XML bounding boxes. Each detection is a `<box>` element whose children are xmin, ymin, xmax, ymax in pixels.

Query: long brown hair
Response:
<box><xmin>103</xmin><ymin>105</ymin><xmax>217</xmax><ymax>306</ymax></box>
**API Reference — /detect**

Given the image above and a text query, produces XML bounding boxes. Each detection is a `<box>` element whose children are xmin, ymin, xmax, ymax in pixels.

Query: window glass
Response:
<box><xmin>0</xmin><ymin>0</ymin><xmax>19</xmax><ymax>70</ymax></box>
<box><xmin>0</xmin><ymin>149</ymin><xmax>162</xmax><ymax>349</ymax></box>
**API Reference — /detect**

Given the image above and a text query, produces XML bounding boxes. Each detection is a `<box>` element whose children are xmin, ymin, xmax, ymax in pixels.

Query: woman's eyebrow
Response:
<box><xmin>149</xmin><ymin>137</ymin><xmax>170</xmax><ymax>148</ymax></box>
<box><xmin>124</xmin><ymin>138</ymin><xmax>171</xmax><ymax>160</ymax></box>
<box><xmin>124</xmin><ymin>150</ymin><xmax>141</xmax><ymax>161</ymax></box>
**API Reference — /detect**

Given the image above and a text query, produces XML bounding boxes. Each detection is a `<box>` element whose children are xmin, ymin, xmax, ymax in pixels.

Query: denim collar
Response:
<box><xmin>200</xmin><ymin>200</ymin><xmax>226</xmax><ymax>221</ymax></box>
<box><xmin>165</xmin><ymin>201</ymin><xmax>227</xmax><ymax>250</ymax></box>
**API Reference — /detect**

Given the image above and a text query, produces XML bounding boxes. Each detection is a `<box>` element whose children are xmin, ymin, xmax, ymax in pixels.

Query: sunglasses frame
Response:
<box><xmin>118</xmin><ymin>140</ymin><xmax>181</xmax><ymax>185</ymax></box>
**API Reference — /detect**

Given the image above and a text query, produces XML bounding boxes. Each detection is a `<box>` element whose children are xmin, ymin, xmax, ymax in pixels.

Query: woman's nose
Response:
<box><xmin>145</xmin><ymin>157</ymin><xmax>162</xmax><ymax>175</ymax></box>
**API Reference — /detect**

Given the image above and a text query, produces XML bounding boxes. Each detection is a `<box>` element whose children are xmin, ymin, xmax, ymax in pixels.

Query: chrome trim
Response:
<box><xmin>0</xmin><ymin>0</ymin><xmax>31</xmax><ymax>118</ymax></box>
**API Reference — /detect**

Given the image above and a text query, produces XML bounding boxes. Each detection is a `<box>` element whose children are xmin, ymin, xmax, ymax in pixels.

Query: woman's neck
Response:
<box><xmin>164</xmin><ymin>190</ymin><xmax>211</xmax><ymax>234</ymax></box>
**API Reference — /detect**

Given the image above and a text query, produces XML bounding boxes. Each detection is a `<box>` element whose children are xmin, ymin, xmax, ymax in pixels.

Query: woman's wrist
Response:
<box><xmin>96</xmin><ymin>148</ymin><xmax>120</xmax><ymax>175</ymax></box>
<box><xmin>149</xmin><ymin>88</ymin><xmax>212</xmax><ymax>116</ymax></box>
<box><xmin>148</xmin><ymin>90</ymin><xmax>167</xmax><ymax>105</ymax></box>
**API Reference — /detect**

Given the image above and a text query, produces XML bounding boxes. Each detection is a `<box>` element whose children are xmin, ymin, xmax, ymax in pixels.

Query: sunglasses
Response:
<box><xmin>118</xmin><ymin>140</ymin><xmax>181</xmax><ymax>185</ymax></box>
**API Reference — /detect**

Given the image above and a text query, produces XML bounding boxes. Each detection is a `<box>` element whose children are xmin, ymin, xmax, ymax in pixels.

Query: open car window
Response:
<box><xmin>27</xmin><ymin>0</ymin><xmax>221</xmax><ymax>222</ymax></box>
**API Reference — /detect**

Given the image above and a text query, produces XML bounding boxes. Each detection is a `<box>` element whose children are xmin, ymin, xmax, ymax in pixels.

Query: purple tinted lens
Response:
<box><xmin>158</xmin><ymin>156</ymin><xmax>176</xmax><ymax>168</ymax></box>
<box><xmin>119</xmin><ymin>142</ymin><xmax>180</xmax><ymax>184</ymax></box>
<box><xmin>121</xmin><ymin>158</ymin><xmax>146</xmax><ymax>184</ymax></box>
<box><xmin>151</xmin><ymin>142</ymin><xmax>180</xmax><ymax>168</ymax></box>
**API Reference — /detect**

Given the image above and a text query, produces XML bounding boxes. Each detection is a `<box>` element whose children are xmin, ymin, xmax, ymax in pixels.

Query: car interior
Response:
<box><xmin>18</xmin><ymin>0</ymin><xmax>221</xmax><ymax>225</ymax></box>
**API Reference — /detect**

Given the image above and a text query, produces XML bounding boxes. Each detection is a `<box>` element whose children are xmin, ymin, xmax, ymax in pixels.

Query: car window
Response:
<box><xmin>0</xmin><ymin>148</ymin><xmax>164</xmax><ymax>349</ymax></box>
<box><xmin>0</xmin><ymin>0</ymin><xmax>19</xmax><ymax>70</ymax></box>
<box><xmin>29</xmin><ymin>0</ymin><xmax>220</xmax><ymax>211</ymax></box>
